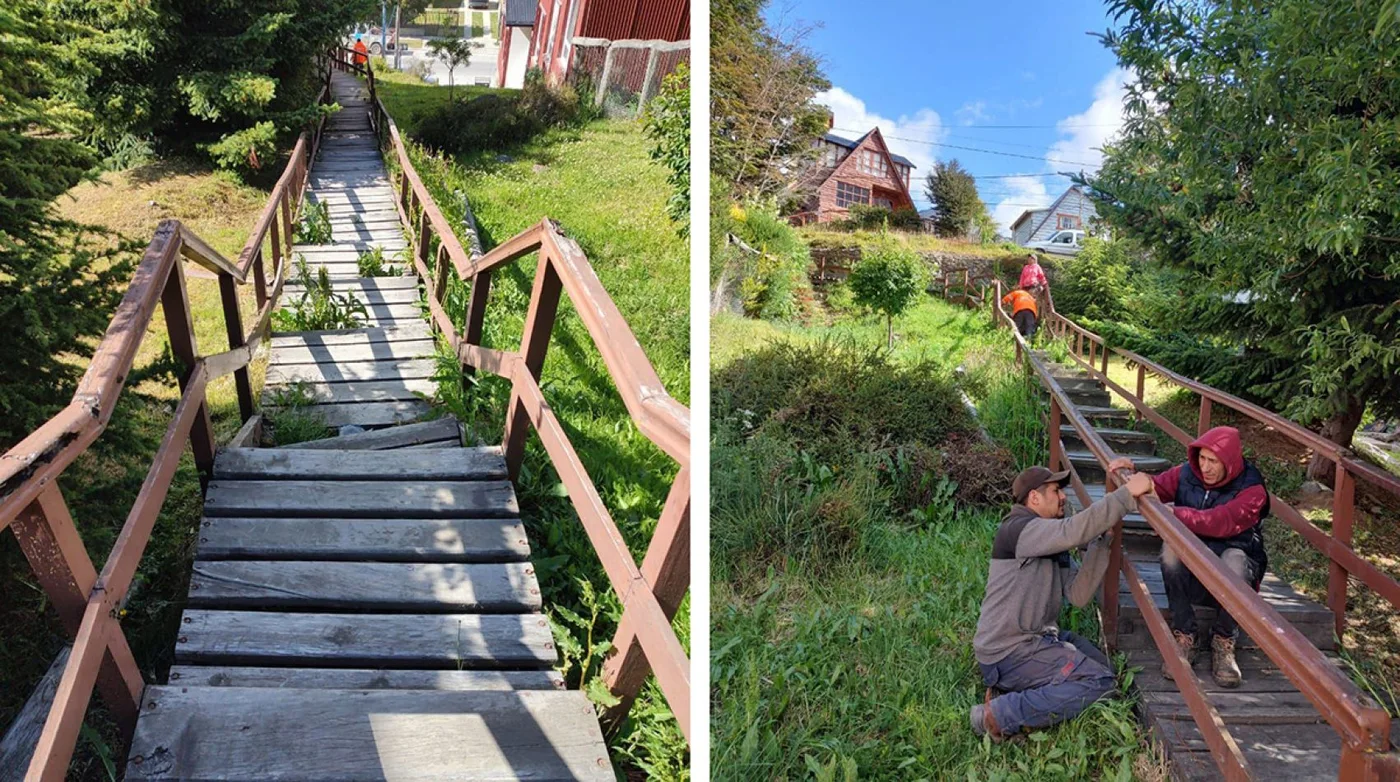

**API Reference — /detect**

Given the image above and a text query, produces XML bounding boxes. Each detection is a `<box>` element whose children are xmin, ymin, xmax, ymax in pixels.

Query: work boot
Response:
<box><xmin>1211</xmin><ymin>634</ymin><xmax>1242</xmax><ymax>688</ymax></box>
<box><xmin>1162</xmin><ymin>630</ymin><xmax>1197</xmax><ymax>681</ymax></box>
<box><xmin>970</xmin><ymin>690</ymin><xmax>1007</xmax><ymax>742</ymax></box>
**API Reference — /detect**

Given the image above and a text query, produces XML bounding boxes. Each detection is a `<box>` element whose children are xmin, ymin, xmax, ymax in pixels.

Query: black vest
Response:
<box><xmin>1175</xmin><ymin>460</ymin><xmax>1268</xmax><ymax>577</ymax></box>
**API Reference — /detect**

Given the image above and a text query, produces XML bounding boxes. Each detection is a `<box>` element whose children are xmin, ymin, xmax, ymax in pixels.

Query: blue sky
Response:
<box><xmin>765</xmin><ymin>0</ymin><xmax>1129</xmax><ymax>230</ymax></box>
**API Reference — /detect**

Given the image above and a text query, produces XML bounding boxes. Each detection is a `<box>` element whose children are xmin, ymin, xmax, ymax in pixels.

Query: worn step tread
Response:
<box><xmin>126</xmin><ymin>687</ymin><xmax>610</xmax><ymax>781</ymax></box>
<box><xmin>270</xmin><ymin>323</ymin><xmax>430</xmax><ymax>344</ymax></box>
<box><xmin>197</xmin><ymin>516</ymin><xmax>528</xmax><ymax>562</ymax></box>
<box><xmin>187</xmin><ymin>560</ymin><xmax>541</xmax><ymax>612</ymax></box>
<box><xmin>269</xmin><ymin>340</ymin><xmax>437</xmax><ymax>367</ymax></box>
<box><xmin>282</xmin><ymin>416</ymin><xmax>460</xmax><ymax>450</ymax></box>
<box><xmin>204</xmin><ymin>479</ymin><xmax>518</xmax><ymax>518</ymax></box>
<box><xmin>1065</xmin><ymin>450</ymin><xmax>1171</xmax><ymax>472</ymax></box>
<box><xmin>259</xmin><ymin>376</ymin><xmax>436</xmax><ymax>404</ymax></box>
<box><xmin>213</xmin><ymin>447</ymin><xmax>504</xmax><ymax>481</ymax></box>
<box><xmin>173</xmin><ymin>610</ymin><xmax>555</xmax><ymax>668</ymax></box>
<box><xmin>265</xmin><ymin>358</ymin><xmax>436</xmax><ymax>385</ymax></box>
<box><xmin>166</xmin><ymin>666</ymin><xmax>564</xmax><ymax>691</ymax></box>
<box><xmin>267</xmin><ymin>399</ymin><xmax>433</xmax><ymax>429</ymax></box>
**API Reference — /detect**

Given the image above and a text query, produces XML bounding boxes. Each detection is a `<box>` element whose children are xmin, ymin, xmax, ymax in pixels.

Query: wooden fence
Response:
<box><xmin>989</xmin><ymin>281</ymin><xmax>1400</xmax><ymax>779</ymax></box>
<box><xmin>329</xmin><ymin>46</ymin><xmax>692</xmax><ymax>740</ymax></box>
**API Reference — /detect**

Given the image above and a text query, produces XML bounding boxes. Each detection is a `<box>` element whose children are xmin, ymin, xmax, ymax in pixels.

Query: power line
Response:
<box><xmin>832</xmin><ymin>127</ymin><xmax>1099</xmax><ymax>167</ymax></box>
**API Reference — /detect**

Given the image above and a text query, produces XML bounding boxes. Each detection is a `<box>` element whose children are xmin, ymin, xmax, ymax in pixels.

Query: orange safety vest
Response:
<box><xmin>353</xmin><ymin>40</ymin><xmax>369</xmax><ymax>65</ymax></box>
<box><xmin>1002</xmin><ymin>289</ymin><xmax>1038</xmax><ymax>317</ymax></box>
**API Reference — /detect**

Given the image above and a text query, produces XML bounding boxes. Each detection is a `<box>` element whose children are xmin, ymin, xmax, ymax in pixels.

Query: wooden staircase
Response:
<box><xmin>1033</xmin><ymin>351</ymin><xmax>1383</xmax><ymax>780</ymax></box>
<box><xmin>124</xmin><ymin>69</ymin><xmax>613</xmax><ymax>781</ymax></box>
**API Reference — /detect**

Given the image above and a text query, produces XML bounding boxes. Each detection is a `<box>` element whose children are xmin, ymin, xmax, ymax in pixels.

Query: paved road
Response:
<box><xmin>389</xmin><ymin>42</ymin><xmax>501</xmax><ymax>88</ymax></box>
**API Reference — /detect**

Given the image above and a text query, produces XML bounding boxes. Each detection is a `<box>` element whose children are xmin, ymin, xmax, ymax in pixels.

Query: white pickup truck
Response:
<box><xmin>1025</xmin><ymin>229</ymin><xmax>1085</xmax><ymax>256</ymax></box>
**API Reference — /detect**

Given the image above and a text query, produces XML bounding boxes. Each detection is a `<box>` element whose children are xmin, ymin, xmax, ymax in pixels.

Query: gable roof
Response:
<box><xmin>504</xmin><ymin>0</ymin><xmax>535</xmax><ymax>26</ymax></box>
<box><xmin>1010</xmin><ymin>208</ymin><xmax>1047</xmax><ymax>231</ymax></box>
<box><xmin>1025</xmin><ymin>185</ymin><xmax>1089</xmax><ymax>238</ymax></box>
<box><xmin>822</xmin><ymin>131</ymin><xmax>915</xmax><ymax>169</ymax></box>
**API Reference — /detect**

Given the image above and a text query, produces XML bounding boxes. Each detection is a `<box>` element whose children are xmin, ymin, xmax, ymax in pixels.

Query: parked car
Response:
<box><xmin>348</xmin><ymin>23</ymin><xmax>401</xmax><ymax>54</ymax></box>
<box><xmin>1025</xmin><ymin>229</ymin><xmax>1085</xmax><ymax>255</ymax></box>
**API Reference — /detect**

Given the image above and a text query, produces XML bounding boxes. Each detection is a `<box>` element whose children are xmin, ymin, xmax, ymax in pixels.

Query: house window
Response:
<box><xmin>1057</xmin><ymin>214</ymin><xmax>1081</xmax><ymax>230</ymax></box>
<box><xmin>873</xmin><ymin>196</ymin><xmax>892</xmax><ymax>209</ymax></box>
<box><xmin>835</xmin><ymin>181</ymin><xmax>870</xmax><ymax>208</ymax></box>
<box><xmin>858</xmin><ymin>149</ymin><xmax>887</xmax><ymax>177</ymax></box>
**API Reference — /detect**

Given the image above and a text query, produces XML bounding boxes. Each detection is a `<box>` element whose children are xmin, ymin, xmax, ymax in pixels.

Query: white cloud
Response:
<box><xmin>816</xmin><ymin>86</ymin><xmax>946</xmax><ymax>206</ymax></box>
<box><xmin>990</xmin><ymin>68</ymin><xmax>1131</xmax><ymax>232</ymax></box>
<box><xmin>956</xmin><ymin>101</ymin><xmax>989</xmax><ymax>126</ymax></box>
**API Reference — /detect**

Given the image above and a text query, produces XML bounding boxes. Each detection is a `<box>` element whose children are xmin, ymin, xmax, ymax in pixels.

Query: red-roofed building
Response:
<box><xmin>525</xmin><ymin>0</ymin><xmax>689</xmax><ymax>86</ymax></box>
<box><xmin>794</xmin><ymin>127</ymin><xmax>917</xmax><ymax>224</ymax></box>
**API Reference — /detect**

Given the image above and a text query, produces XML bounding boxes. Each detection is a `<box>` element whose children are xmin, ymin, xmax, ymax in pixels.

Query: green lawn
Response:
<box><xmin>374</xmin><ymin>74</ymin><xmax>690</xmax><ymax>778</ymax></box>
<box><xmin>711</xmin><ymin>297</ymin><xmax>1166</xmax><ymax>780</ymax></box>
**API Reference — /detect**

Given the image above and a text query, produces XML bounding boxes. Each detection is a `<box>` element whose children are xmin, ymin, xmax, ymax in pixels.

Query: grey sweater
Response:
<box><xmin>973</xmin><ymin>486</ymin><xmax>1136</xmax><ymax>664</ymax></box>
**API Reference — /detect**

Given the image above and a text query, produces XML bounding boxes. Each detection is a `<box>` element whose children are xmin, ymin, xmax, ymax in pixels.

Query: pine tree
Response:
<box><xmin>924</xmin><ymin>159</ymin><xmax>985</xmax><ymax>238</ymax></box>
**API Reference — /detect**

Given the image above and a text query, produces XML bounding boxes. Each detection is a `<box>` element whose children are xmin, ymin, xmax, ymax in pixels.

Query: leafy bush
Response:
<box><xmin>713</xmin><ymin>340</ymin><xmax>974</xmax><ymax>468</ymax></box>
<box><xmin>357</xmin><ymin>245</ymin><xmax>405</xmax><ymax>277</ymax></box>
<box><xmin>1053</xmin><ymin>237</ymin><xmax>1133</xmax><ymax>322</ymax></box>
<box><xmin>719</xmin><ymin>202</ymin><xmax>813</xmax><ymax>320</ymax></box>
<box><xmin>642</xmin><ymin>62</ymin><xmax>689</xmax><ymax>235</ymax></box>
<box><xmin>847</xmin><ymin>239</ymin><xmax>927</xmax><ymax>347</ymax></box>
<box><xmin>295</xmin><ymin>200</ymin><xmax>333</xmax><ymax>244</ymax></box>
<box><xmin>272</xmin><ymin>256</ymin><xmax>368</xmax><ymax>331</ymax></box>
<box><xmin>414</xmin><ymin>76</ymin><xmax>590</xmax><ymax>156</ymax></box>
<box><xmin>202</xmin><ymin>121</ymin><xmax>279</xmax><ymax>176</ymax></box>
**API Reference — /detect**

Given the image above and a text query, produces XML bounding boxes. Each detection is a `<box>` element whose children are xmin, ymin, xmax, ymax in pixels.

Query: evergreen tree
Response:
<box><xmin>924</xmin><ymin>159</ymin><xmax>985</xmax><ymax>237</ymax></box>
<box><xmin>1092</xmin><ymin>0</ymin><xmax>1400</xmax><ymax>479</ymax></box>
<box><xmin>0</xmin><ymin>1</ymin><xmax>133</xmax><ymax>446</ymax></box>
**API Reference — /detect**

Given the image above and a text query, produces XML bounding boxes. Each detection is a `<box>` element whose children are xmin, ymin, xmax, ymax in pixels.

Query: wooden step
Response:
<box><xmin>1124</xmin><ymin>648</ymin><xmax>1345</xmax><ymax>695</ymax></box>
<box><xmin>269</xmin><ymin>339</ymin><xmax>437</xmax><ymax>367</ymax></box>
<box><xmin>187</xmin><ymin>561</ymin><xmax>541</xmax><ymax>612</ymax></box>
<box><xmin>270</xmin><ymin>399</ymin><xmax>434</xmax><ymax>429</ymax></box>
<box><xmin>266</xmin><ymin>357</ymin><xmax>436</xmax><ymax>385</ymax></box>
<box><xmin>173</xmin><ymin>611</ymin><xmax>554</xmax><ymax>668</ymax></box>
<box><xmin>197</xmin><ymin>517</ymin><xmax>529</xmax><ymax>562</ymax></box>
<box><xmin>270</xmin><ymin>323</ymin><xmax>432</xmax><ymax>347</ymax></box>
<box><xmin>204</xmin><ymin>480</ymin><xmax>517</xmax><ymax>519</ymax></box>
<box><xmin>212</xmin><ymin>447</ymin><xmax>504</xmax><ymax>482</ymax></box>
<box><xmin>260</xmin><ymin>376</ymin><xmax>437</xmax><ymax>404</ymax></box>
<box><xmin>1067</xmin><ymin>450</ymin><xmax>1171</xmax><ymax>481</ymax></box>
<box><xmin>1068</xmin><ymin>405</ymin><xmax>1134</xmax><ymax>425</ymax></box>
<box><xmin>126</xmin><ymin>687</ymin><xmax>611</xmax><ymax>781</ymax></box>
<box><xmin>167</xmin><ymin>666</ymin><xmax>564</xmax><ymax>691</ymax></box>
<box><xmin>1060</xmin><ymin>425</ymin><xmax>1157</xmax><ymax>455</ymax></box>
<box><xmin>282</xmin><ymin>285</ymin><xmax>421</xmax><ymax>304</ymax></box>
<box><xmin>283</xmin><ymin>417</ymin><xmax>460</xmax><ymax>450</ymax></box>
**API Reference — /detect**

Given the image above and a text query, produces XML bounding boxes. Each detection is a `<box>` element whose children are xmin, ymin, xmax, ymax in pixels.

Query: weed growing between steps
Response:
<box><xmin>355</xmin><ymin>245</ymin><xmax>405</xmax><ymax>277</ymax></box>
<box><xmin>712</xmin><ymin>297</ymin><xmax>1165</xmax><ymax>779</ymax></box>
<box><xmin>264</xmin><ymin>382</ymin><xmax>331</xmax><ymax>446</ymax></box>
<box><xmin>272</xmin><ymin>255</ymin><xmax>368</xmax><ymax>331</ymax></box>
<box><xmin>375</xmin><ymin>72</ymin><xmax>690</xmax><ymax>778</ymax></box>
<box><xmin>294</xmin><ymin>199</ymin><xmax>332</xmax><ymax>244</ymax></box>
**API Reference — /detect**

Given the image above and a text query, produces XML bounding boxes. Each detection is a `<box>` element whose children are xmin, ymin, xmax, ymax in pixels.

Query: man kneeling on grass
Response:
<box><xmin>970</xmin><ymin>465</ymin><xmax>1154</xmax><ymax>740</ymax></box>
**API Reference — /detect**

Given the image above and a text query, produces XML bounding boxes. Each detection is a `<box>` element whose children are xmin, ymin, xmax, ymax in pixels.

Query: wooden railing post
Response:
<box><xmin>502</xmin><ymin>254</ymin><xmax>563</xmax><ymax>480</ymax></box>
<box><xmin>600</xmin><ymin>467</ymin><xmax>691</xmax><ymax>730</ymax></box>
<box><xmin>280</xmin><ymin>192</ymin><xmax>295</xmax><ymax>265</ymax></box>
<box><xmin>1198</xmin><ymin>395</ymin><xmax>1213</xmax><ymax>436</ymax></box>
<box><xmin>218</xmin><ymin>272</ymin><xmax>255</xmax><ymax>421</ymax></box>
<box><xmin>12</xmin><ymin>489</ymin><xmax>142</xmax><ymax>737</ymax></box>
<box><xmin>1100</xmin><ymin>341</ymin><xmax>1109</xmax><ymax>375</ymax></box>
<box><xmin>160</xmin><ymin>259</ymin><xmax>216</xmax><ymax>480</ymax></box>
<box><xmin>1329</xmin><ymin>463</ymin><xmax>1356</xmax><ymax>642</ymax></box>
<box><xmin>461</xmin><ymin>269</ymin><xmax>493</xmax><ymax>378</ymax></box>
<box><xmin>252</xmin><ymin>248</ymin><xmax>268</xmax><ymax>309</ymax></box>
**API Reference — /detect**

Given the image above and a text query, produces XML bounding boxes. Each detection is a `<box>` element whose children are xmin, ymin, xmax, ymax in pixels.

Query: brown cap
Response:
<box><xmin>1012</xmin><ymin>466</ymin><xmax>1071</xmax><ymax>503</ymax></box>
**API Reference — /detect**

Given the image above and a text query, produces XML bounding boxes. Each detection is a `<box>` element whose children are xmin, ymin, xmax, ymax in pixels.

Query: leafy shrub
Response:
<box><xmin>713</xmin><ymin>340</ymin><xmax>974</xmax><ymax>467</ymax></box>
<box><xmin>720</xmin><ymin>202</ymin><xmax>813</xmax><ymax>320</ymax></box>
<box><xmin>642</xmin><ymin>62</ymin><xmax>689</xmax><ymax>234</ymax></box>
<box><xmin>203</xmin><ymin>121</ymin><xmax>279</xmax><ymax>175</ymax></box>
<box><xmin>272</xmin><ymin>256</ymin><xmax>368</xmax><ymax>331</ymax></box>
<box><xmin>295</xmin><ymin>200</ymin><xmax>332</xmax><ymax>245</ymax></box>
<box><xmin>357</xmin><ymin>245</ymin><xmax>405</xmax><ymax>277</ymax></box>
<box><xmin>414</xmin><ymin>76</ymin><xmax>589</xmax><ymax>155</ymax></box>
<box><xmin>847</xmin><ymin>239</ymin><xmax>927</xmax><ymax>347</ymax></box>
<box><xmin>1053</xmin><ymin>237</ymin><xmax>1132</xmax><ymax>322</ymax></box>
<box><xmin>102</xmin><ymin>134</ymin><xmax>156</xmax><ymax>171</ymax></box>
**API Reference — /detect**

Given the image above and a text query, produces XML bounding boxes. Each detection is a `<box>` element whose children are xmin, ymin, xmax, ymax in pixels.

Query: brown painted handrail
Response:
<box><xmin>990</xmin><ymin>280</ymin><xmax>1398</xmax><ymax>778</ymax></box>
<box><xmin>330</xmin><ymin>49</ymin><xmax>692</xmax><ymax>740</ymax></box>
<box><xmin>1</xmin><ymin>67</ymin><xmax>333</xmax><ymax>775</ymax></box>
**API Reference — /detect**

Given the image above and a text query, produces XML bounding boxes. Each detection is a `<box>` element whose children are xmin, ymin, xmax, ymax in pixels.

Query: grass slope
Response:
<box><xmin>3</xmin><ymin>158</ymin><xmax>276</xmax><ymax>778</ymax></box>
<box><xmin>375</xmin><ymin>75</ymin><xmax>690</xmax><ymax>777</ymax></box>
<box><xmin>712</xmin><ymin>297</ymin><xmax>1165</xmax><ymax>780</ymax></box>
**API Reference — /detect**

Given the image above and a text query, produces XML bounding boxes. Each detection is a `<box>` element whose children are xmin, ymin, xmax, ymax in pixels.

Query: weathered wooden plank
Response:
<box><xmin>126</xmin><ymin>687</ymin><xmax>610</xmax><ymax>781</ymax></box>
<box><xmin>197</xmin><ymin>516</ymin><xmax>527</xmax><ymax>562</ymax></box>
<box><xmin>260</xmin><ymin>376</ymin><xmax>437</xmax><ymax>403</ymax></box>
<box><xmin>204</xmin><ymin>479</ymin><xmax>518</xmax><ymax>518</ymax></box>
<box><xmin>174</xmin><ymin>610</ymin><xmax>555</xmax><ymax>667</ymax></box>
<box><xmin>266</xmin><ymin>358</ymin><xmax>436</xmax><ymax>385</ymax></box>
<box><xmin>275</xmin><ymin>399</ymin><xmax>434</xmax><ymax>429</ymax></box>
<box><xmin>282</xmin><ymin>275</ymin><xmax>420</xmax><ymax>293</ymax></box>
<box><xmin>1148</xmin><ymin>720</ymin><xmax>1343</xmax><ymax>782</ymax></box>
<box><xmin>401</xmin><ymin>440</ymin><xmax>464</xmax><ymax>449</ymax></box>
<box><xmin>269</xmin><ymin>340</ymin><xmax>437</xmax><ymax>367</ymax></box>
<box><xmin>188</xmin><ymin>561</ymin><xmax>541</xmax><ymax>612</ymax></box>
<box><xmin>282</xmin><ymin>416</ymin><xmax>460</xmax><ymax>450</ymax></box>
<box><xmin>294</xmin><ymin>240</ymin><xmax>409</xmax><ymax>252</ymax></box>
<box><xmin>1125</xmin><ymin>649</ymin><xmax>1341</xmax><ymax>695</ymax></box>
<box><xmin>270</xmin><ymin>323</ymin><xmax>431</xmax><ymax>346</ymax></box>
<box><xmin>213</xmin><ymin>446</ymin><xmax>504</xmax><ymax>481</ymax></box>
<box><xmin>167</xmin><ymin>666</ymin><xmax>565</xmax><ymax>691</ymax></box>
<box><xmin>281</xmin><ymin>286</ymin><xmax>421</xmax><ymax>304</ymax></box>
<box><xmin>1141</xmin><ymin>690</ymin><xmax>1331</xmax><ymax>724</ymax></box>
<box><xmin>1115</xmin><ymin>613</ymin><xmax>1335</xmax><ymax>652</ymax></box>
<box><xmin>0</xmin><ymin>646</ymin><xmax>71</xmax><ymax>779</ymax></box>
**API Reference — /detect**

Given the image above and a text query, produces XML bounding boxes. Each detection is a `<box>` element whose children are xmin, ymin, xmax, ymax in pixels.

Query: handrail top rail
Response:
<box><xmin>372</xmin><ymin>92</ymin><xmax>691</xmax><ymax>465</ymax></box>
<box><xmin>1042</xmin><ymin>310</ymin><xmax>1400</xmax><ymax>497</ymax></box>
<box><xmin>993</xmin><ymin>281</ymin><xmax>1392</xmax><ymax>753</ymax></box>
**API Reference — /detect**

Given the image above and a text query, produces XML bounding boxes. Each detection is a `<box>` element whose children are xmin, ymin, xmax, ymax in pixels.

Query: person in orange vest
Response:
<box><xmin>352</xmin><ymin>35</ymin><xmax>369</xmax><ymax>67</ymax></box>
<box><xmin>1002</xmin><ymin>287</ymin><xmax>1039</xmax><ymax>339</ymax></box>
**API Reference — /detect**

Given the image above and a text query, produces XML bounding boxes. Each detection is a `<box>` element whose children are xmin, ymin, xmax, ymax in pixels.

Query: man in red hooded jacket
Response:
<box><xmin>1109</xmin><ymin>426</ymin><xmax>1268</xmax><ymax>688</ymax></box>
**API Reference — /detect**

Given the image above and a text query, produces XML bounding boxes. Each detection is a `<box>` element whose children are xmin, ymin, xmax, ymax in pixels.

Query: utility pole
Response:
<box><xmin>380</xmin><ymin>1</ymin><xmax>388</xmax><ymax>55</ymax></box>
<box><xmin>393</xmin><ymin>3</ymin><xmax>403</xmax><ymax>70</ymax></box>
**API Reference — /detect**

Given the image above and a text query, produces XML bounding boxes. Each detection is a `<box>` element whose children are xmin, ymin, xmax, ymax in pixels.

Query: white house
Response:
<box><xmin>1010</xmin><ymin>184</ymin><xmax>1097</xmax><ymax>246</ymax></box>
<box><xmin>495</xmin><ymin>0</ymin><xmax>535</xmax><ymax>88</ymax></box>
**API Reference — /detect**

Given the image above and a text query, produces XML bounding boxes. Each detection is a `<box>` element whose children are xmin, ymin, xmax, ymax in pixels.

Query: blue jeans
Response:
<box><xmin>979</xmin><ymin>632</ymin><xmax>1115</xmax><ymax>734</ymax></box>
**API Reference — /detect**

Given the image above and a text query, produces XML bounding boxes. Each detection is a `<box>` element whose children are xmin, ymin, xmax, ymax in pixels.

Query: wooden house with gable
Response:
<box><xmin>794</xmin><ymin>126</ymin><xmax>917</xmax><ymax>224</ymax></box>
